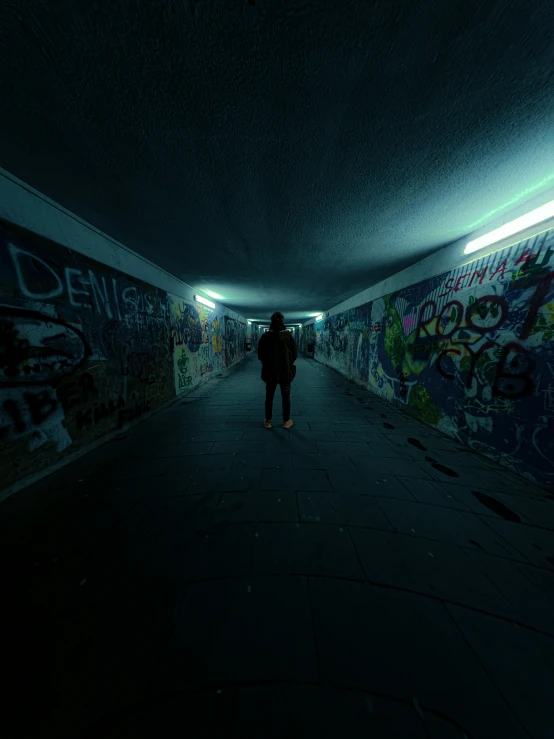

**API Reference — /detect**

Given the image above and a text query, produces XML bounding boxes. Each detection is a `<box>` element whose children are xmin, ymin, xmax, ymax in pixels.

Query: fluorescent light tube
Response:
<box><xmin>464</xmin><ymin>198</ymin><xmax>554</xmax><ymax>255</ymax></box>
<box><xmin>195</xmin><ymin>295</ymin><xmax>215</xmax><ymax>309</ymax></box>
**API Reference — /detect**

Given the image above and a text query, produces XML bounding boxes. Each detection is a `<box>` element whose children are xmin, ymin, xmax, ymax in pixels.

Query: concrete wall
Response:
<box><xmin>311</xmin><ymin>227</ymin><xmax>554</xmax><ymax>490</ymax></box>
<box><xmin>0</xmin><ymin>170</ymin><xmax>249</xmax><ymax>496</ymax></box>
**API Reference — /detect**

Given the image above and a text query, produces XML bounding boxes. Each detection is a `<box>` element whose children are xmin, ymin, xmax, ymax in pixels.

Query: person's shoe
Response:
<box><xmin>264</xmin><ymin>419</ymin><xmax>272</xmax><ymax>429</ymax></box>
<box><xmin>282</xmin><ymin>419</ymin><xmax>294</xmax><ymax>429</ymax></box>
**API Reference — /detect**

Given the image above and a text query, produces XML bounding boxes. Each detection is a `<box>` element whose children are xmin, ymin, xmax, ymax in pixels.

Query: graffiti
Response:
<box><xmin>212</xmin><ymin>317</ymin><xmax>222</xmax><ymax>353</ymax></box>
<box><xmin>176</xmin><ymin>353</ymin><xmax>193</xmax><ymax>389</ymax></box>
<box><xmin>8</xmin><ymin>243</ymin><xmax>121</xmax><ymax>317</ymax></box>
<box><xmin>171</xmin><ymin>303</ymin><xmax>202</xmax><ymax>352</ymax></box>
<box><xmin>121</xmin><ymin>285</ymin><xmax>166</xmax><ymax>320</ymax></box>
<box><xmin>0</xmin><ymin>307</ymin><xmax>89</xmax><ymax>386</ymax></box>
<box><xmin>410</xmin><ymin>294</ymin><xmax>535</xmax><ymax>398</ymax></box>
<box><xmin>169</xmin><ymin>301</ymin><xmax>230</xmax><ymax>395</ymax></box>
<box><xmin>0</xmin><ymin>222</ymin><xmax>249</xmax><ymax>492</ymax></box>
<box><xmin>315</xmin><ymin>228</ymin><xmax>554</xmax><ymax>490</ymax></box>
<box><xmin>225</xmin><ymin>316</ymin><xmax>237</xmax><ymax>364</ymax></box>
<box><xmin>102</xmin><ymin>318</ymin><xmax>167</xmax><ymax>385</ymax></box>
<box><xmin>56</xmin><ymin>371</ymin><xmax>99</xmax><ymax>407</ymax></box>
<box><xmin>396</xmin><ymin>364</ymin><xmax>409</xmax><ymax>398</ymax></box>
<box><xmin>319</xmin><ymin>305</ymin><xmax>371</xmax><ymax>383</ymax></box>
<box><xmin>0</xmin><ymin>369</ymin><xmax>151</xmax><ymax>441</ymax></box>
<box><xmin>334</xmin><ymin>333</ymin><xmax>348</xmax><ymax>352</ymax></box>
<box><xmin>301</xmin><ymin>324</ymin><xmax>315</xmax><ymax>353</ymax></box>
<box><xmin>224</xmin><ymin>316</ymin><xmax>246</xmax><ymax>367</ymax></box>
<box><xmin>1</xmin><ymin>390</ymin><xmax>58</xmax><ymax>436</ymax></box>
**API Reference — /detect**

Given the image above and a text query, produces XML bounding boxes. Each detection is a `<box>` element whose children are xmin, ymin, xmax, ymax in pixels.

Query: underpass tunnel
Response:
<box><xmin>1</xmin><ymin>3</ymin><xmax>554</xmax><ymax>738</ymax></box>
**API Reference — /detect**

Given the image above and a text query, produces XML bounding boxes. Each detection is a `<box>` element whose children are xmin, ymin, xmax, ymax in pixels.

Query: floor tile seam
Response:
<box><xmin>294</xmin><ymin>490</ymin><xmax>301</xmax><ymax>523</ymax></box>
<box><xmin>142</xmin><ymin>579</ymin><xmax>194</xmax><ymax>699</ymax></box>
<box><xmin>162</xmin><ymin>675</ymin><xmax>475</xmax><ymax>731</ymax></box>
<box><xmin>177</xmin><ymin>572</ymin><xmax>367</xmax><ymax>587</ymax></box>
<box><xmin>157</xmin><ymin>520</ymin><xmax>383</xmax><ymax>533</ymax></box>
<box><xmin>360</xmin><ymin>496</ymin><xmax>398</xmax><ymax>532</ymax></box>
<box><xmin>344</xmin><ymin>524</ymin><xmax>533</xmax><ymax>566</ymax></box>
<box><xmin>147</xmin><ymin>565</ymin><xmax>551</xmax><ymax>637</ymax></box>
<box><xmin>306</xmin><ymin>576</ymin><xmax>322</xmax><ymax>683</ymax></box>
<box><xmin>345</xmin><ymin>526</ymin><xmax>368</xmax><ymax>585</ymax></box>
<box><xmin>338</xmin><ymin>547</ymin><xmax>551</xmax><ymax>629</ymax></box>
<box><xmin>472</xmin><ymin>514</ymin><xmax>554</xmax><ymax>535</ymax></box>
<box><xmin>439</xmin><ymin>600</ymin><xmax>535</xmax><ymax>739</ymax></box>
<box><xmin>145</xmin><ymin>675</ymin><xmax>474</xmax><ymax>733</ymax></box>
<box><xmin>473</xmin><ymin>515</ymin><xmax>539</xmax><ymax>564</ymax></box>
<box><xmin>370</xmin><ymin>493</ymin><xmax>552</xmax><ymax>523</ymax></box>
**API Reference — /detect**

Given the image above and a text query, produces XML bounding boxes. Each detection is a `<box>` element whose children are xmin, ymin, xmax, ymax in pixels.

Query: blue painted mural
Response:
<box><xmin>315</xmin><ymin>228</ymin><xmax>554</xmax><ymax>490</ymax></box>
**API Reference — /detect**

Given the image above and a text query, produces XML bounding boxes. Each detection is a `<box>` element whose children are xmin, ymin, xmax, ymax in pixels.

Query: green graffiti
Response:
<box><xmin>177</xmin><ymin>353</ymin><xmax>193</xmax><ymax>388</ymax></box>
<box><xmin>466</xmin><ymin>299</ymin><xmax>502</xmax><ymax>324</ymax></box>
<box><xmin>383</xmin><ymin>296</ymin><xmax>405</xmax><ymax>368</ymax></box>
<box><xmin>408</xmin><ymin>384</ymin><xmax>444</xmax><ymax>425</ymax></box>
<box><xmin>404</xmin><ymin>331</ymin><xmax>441</xmax><ymax>376</ymax></box>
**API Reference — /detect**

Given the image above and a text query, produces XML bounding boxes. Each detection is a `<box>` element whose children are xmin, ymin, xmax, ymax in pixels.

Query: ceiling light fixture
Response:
<box><xmin>464</xmin><ymin>198</ymin><xmax>554</xmax><ymax>255</ymax></box>
<box><xmin>315</xmin><ymin>314</ymin><xmax>323</xmax><ymax>322</ymax></box>
<box><xmin>194</xmin><ymin>295</ymin><xmax>215</xmax><ymax>309</ymax></box>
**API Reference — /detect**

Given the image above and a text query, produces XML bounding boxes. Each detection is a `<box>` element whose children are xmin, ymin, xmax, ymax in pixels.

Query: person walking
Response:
<box><xmin>257</xmin><ymin>312</ymin><xmax>298</xmax><ymax>429</ymax></box>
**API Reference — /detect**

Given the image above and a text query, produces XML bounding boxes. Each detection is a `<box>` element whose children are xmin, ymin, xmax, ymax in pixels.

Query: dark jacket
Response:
<box><xmin>258</xmin><ymin>326</ymin><xmax>298</xmax><ymax>384</ymax></box>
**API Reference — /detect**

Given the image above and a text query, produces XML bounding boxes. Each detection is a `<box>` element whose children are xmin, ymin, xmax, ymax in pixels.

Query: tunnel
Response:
<box><xmin>1</xmin><ymin>2</ymin><xmax>554</xmax><ymax>738</ymax></box>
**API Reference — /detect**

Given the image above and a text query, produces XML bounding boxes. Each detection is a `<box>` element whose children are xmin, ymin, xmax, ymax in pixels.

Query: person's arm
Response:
<box><xmin>258</xmin><ymin>334</ymin><xmax>265</xmax><ymax>362</ymax></box>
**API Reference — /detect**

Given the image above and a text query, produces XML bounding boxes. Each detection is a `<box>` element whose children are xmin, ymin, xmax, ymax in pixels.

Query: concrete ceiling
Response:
<box><xmin>1</xmin><ymin>0</ymin><xmax>554</xmax><ymax>326</ymax></box>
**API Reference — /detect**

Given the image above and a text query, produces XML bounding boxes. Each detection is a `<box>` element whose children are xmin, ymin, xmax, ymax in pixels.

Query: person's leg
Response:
<box><xmin>280</xmin><ymin>383</ymin><xmax>291</xmax><ymax>422</ymax></box>
<box><xmin>265</xmin><ymin>382</ymin><xmax>277</xmax><ymax>421</ymax></box>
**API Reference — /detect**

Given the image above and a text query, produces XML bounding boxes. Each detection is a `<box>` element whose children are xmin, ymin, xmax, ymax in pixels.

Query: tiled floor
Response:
<box><xmin>2</xmin><ymin>355</ymin><xmax>554</xmax><ymax>738</ymax></box>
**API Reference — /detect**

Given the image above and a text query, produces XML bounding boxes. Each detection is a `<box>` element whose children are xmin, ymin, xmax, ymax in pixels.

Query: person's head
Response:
<box><xmin>270</xmin><ymin>311</ymin><xmax>285</xmax><ymax>329</ymax></box>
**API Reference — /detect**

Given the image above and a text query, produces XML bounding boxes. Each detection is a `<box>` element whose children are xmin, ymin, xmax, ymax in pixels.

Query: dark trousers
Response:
<box><xmin>265</xmin><ymin>382</ymin><xmax>291</xmax><ymax>422</ymax></box>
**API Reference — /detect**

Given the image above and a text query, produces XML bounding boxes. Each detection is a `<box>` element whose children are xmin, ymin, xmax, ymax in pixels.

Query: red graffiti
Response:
<box><xmin>436</xmin><ymin>300</ymin><xmax>463</xmax><ymax>338</ymax></box>
<box><xmin>438</xmin><ymin>278</ymin><xmax>454</xmax><ymax>298</ymax></box>
<box><xmin>468</xmin><ymin>267</ymin><xmax>488</xmax><ymax>287</ymax></box>
<box><xmin>488</xmin><ymin>258</ymin><xmax>508</xmax><ymax>282</ymax></box>
<box><xmin>519</xmin><ymin>271</ymin><xmax>554</xmax><ymax>340</ymax></box>
<box><xmin>454</xmin><ymin>274</ymin><xmax>470</xmax><ymax>292</ymax></box>
<box><xmin>437</xmin><ymin>259</ymin><xmax>510</xmax><ymax>299</ymax></box>
<box><xmin>515</xmin><ymin>248</ymin><xmax>537</xmax><ymax>265</ymax></box>
<box><xmin>415</xmin><ymin>300</ymin><xmax>436</xmax><ymax>341</ymax></box>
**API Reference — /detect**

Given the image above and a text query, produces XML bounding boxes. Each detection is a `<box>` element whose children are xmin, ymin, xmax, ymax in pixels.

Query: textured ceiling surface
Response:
<box><xmin>1</xmin><ymin>0</ymin><xmax>554</xmax><ymax>323</ymax></box>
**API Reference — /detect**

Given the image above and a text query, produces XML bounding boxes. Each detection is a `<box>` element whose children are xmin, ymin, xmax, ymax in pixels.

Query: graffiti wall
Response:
<box><xmin>316</xmin><ymin>229</ymin><xmax>554</xmax><ymax>490</ymax></box>
<box><xmin>300</xmin><ymin>323</ymin><xmax>315</xmax><ymax>354</ymax></box>
<box><xmin>316</xmin><ymin>304</ymin><xmax>373</xmax><ymax>384</ymax></box>
<box><xmin>224</xmin><ymin>316</ymin><xmax>247</xmax><ymax>367</ymax></box>
<box><xmin>169</xmin><ymin>299</ymin><xmax>229</xmax><ymax>394</ymax></box>
<box><xmin>0</xmin><ymin>221</ymin><xmax>246</xmax><ymax>491</ymax></box>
